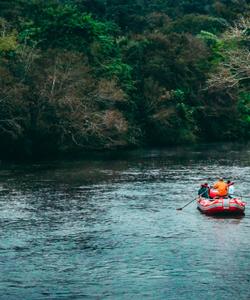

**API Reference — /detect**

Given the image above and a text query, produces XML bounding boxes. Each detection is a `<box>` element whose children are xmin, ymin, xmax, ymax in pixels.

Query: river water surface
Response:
<box><xmin>0</xmin><ymin>143</ymin><xmax>249</xmax><ymax>300</ymax></box>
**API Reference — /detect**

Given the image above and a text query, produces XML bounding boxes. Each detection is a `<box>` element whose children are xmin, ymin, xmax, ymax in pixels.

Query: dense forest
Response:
<box><xmin>0</xmin><ymin>0</ymin><xmax>249</xmax><ymax>158</ymax></box>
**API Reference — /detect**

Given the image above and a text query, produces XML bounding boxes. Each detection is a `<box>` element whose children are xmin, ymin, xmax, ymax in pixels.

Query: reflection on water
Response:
<box><xmin>0</xmin><ymin>143</ymin><xmax>249</xmax><ymax>299</ymax></box>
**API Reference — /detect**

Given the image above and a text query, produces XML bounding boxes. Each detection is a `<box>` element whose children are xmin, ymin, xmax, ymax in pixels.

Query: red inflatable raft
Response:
<box><xmin>197</xmin><ymin>197</ymin><xmax>246</xmax><ymax>215</ymax></box>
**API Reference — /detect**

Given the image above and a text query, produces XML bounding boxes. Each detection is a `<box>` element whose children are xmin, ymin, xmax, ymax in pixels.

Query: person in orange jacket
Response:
<box><xmin>213</xmin><ymin>178</ymin><xmax>228</xmax><ymax>197</ymax></box>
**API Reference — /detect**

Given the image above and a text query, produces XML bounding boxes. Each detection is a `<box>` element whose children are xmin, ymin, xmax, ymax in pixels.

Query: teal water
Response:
<box><xmin>0</xmin><ymin>144</ymin><xmax>249</xmax><ymax>299</ymax></box>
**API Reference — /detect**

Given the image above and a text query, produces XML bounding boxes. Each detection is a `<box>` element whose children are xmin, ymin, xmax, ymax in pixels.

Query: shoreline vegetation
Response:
<box><xmin>0</xmin><ymin>141</ymin><xmax>249</xmax><ymax>163</ymax></box>
<box><xmin>0</xmin><ymin>1</ymin><xmax>250</xmax><ymax>159</ymax></box>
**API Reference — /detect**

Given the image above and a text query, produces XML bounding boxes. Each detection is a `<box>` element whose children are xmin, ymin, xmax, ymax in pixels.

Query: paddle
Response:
<box><xmin>176</xmin><ymin>191</ymin><xmax>207</xmax><ymax>211</ymax></box>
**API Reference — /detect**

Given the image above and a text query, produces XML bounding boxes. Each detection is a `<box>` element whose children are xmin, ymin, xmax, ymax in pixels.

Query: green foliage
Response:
<box><xmin>167</xmin><ymin>14</ymin><xmax>227</xmax><ymax>35</ymax></box>
<box><xmin>19</xmin><ymin>4</ymin><xmax>108</xmax><ymax>50</ymax></box>
<box><xmin>0</xmin><ymin>33</ymin><xmax>17</xmax><ymax>52</ymax></box>
<box><xmin>198</xmin><ymin>30</ymin><xmax>222</xmax><ymax>47</ymax></box>
<box><xmin>172</xmin><ymin>89</ymin><xmax>186</xmax><ymax>102</ymax></box>
<box><xmin>0</xmin><ymin>0</ymin><xmax>250</xmax><ymax>158</ymax></box>
<box><xmin>103</xmin><ymin>59</ymin><xmax>133</xmax><ymax>89</ymax></box>
<box><xmin>0</xmin><ymin>19</ymin><xmax>18</xmax><ymax>52</ymax></box>
<box><xmin>238</xmin><ymin>92</ymin><xmax>250</xmax><ymax>138</ymax></box>
<box><xmin>197</xmin><ymin>30</ymin><xmax>225</xmax><ymax>64</ymax></box>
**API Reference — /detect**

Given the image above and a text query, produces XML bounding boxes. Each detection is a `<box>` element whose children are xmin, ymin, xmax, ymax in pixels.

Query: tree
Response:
<box><xmin>204</xmin><ymin>17</ymin><xmax>250</xmax><ymax>92</ymax></box>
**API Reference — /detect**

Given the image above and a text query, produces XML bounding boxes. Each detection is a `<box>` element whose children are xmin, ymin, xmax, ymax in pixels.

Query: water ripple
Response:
<box><xmin>0</xmin><ymin>144</ymin><xmax>250</xmax><ymax>299</ymax></box>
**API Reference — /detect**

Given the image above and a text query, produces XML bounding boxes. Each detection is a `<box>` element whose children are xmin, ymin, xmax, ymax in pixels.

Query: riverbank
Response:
<box><xmin>1</xmin><ymin>141</ymin><xmax>249</xmax><ymax>164</ymax></box>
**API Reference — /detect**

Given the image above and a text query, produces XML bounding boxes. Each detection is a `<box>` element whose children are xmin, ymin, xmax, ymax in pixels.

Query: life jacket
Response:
<box><xmin>213</xmin><ymin>181</ymin><xmax>228</xmax><ymax>196</ymax></box>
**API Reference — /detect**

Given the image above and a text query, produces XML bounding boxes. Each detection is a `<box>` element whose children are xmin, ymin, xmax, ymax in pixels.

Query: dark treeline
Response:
<box><xmin>0</xmin><ymin>0</ymin><xmax>249</xmax><ymax>158</ymax></box>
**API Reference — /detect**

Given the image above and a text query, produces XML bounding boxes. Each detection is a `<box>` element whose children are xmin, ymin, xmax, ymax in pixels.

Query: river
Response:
<box><xmin>0</xmin><ymin>143</ymin><xmax>249</xmax><ymax>299</ymax></box>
